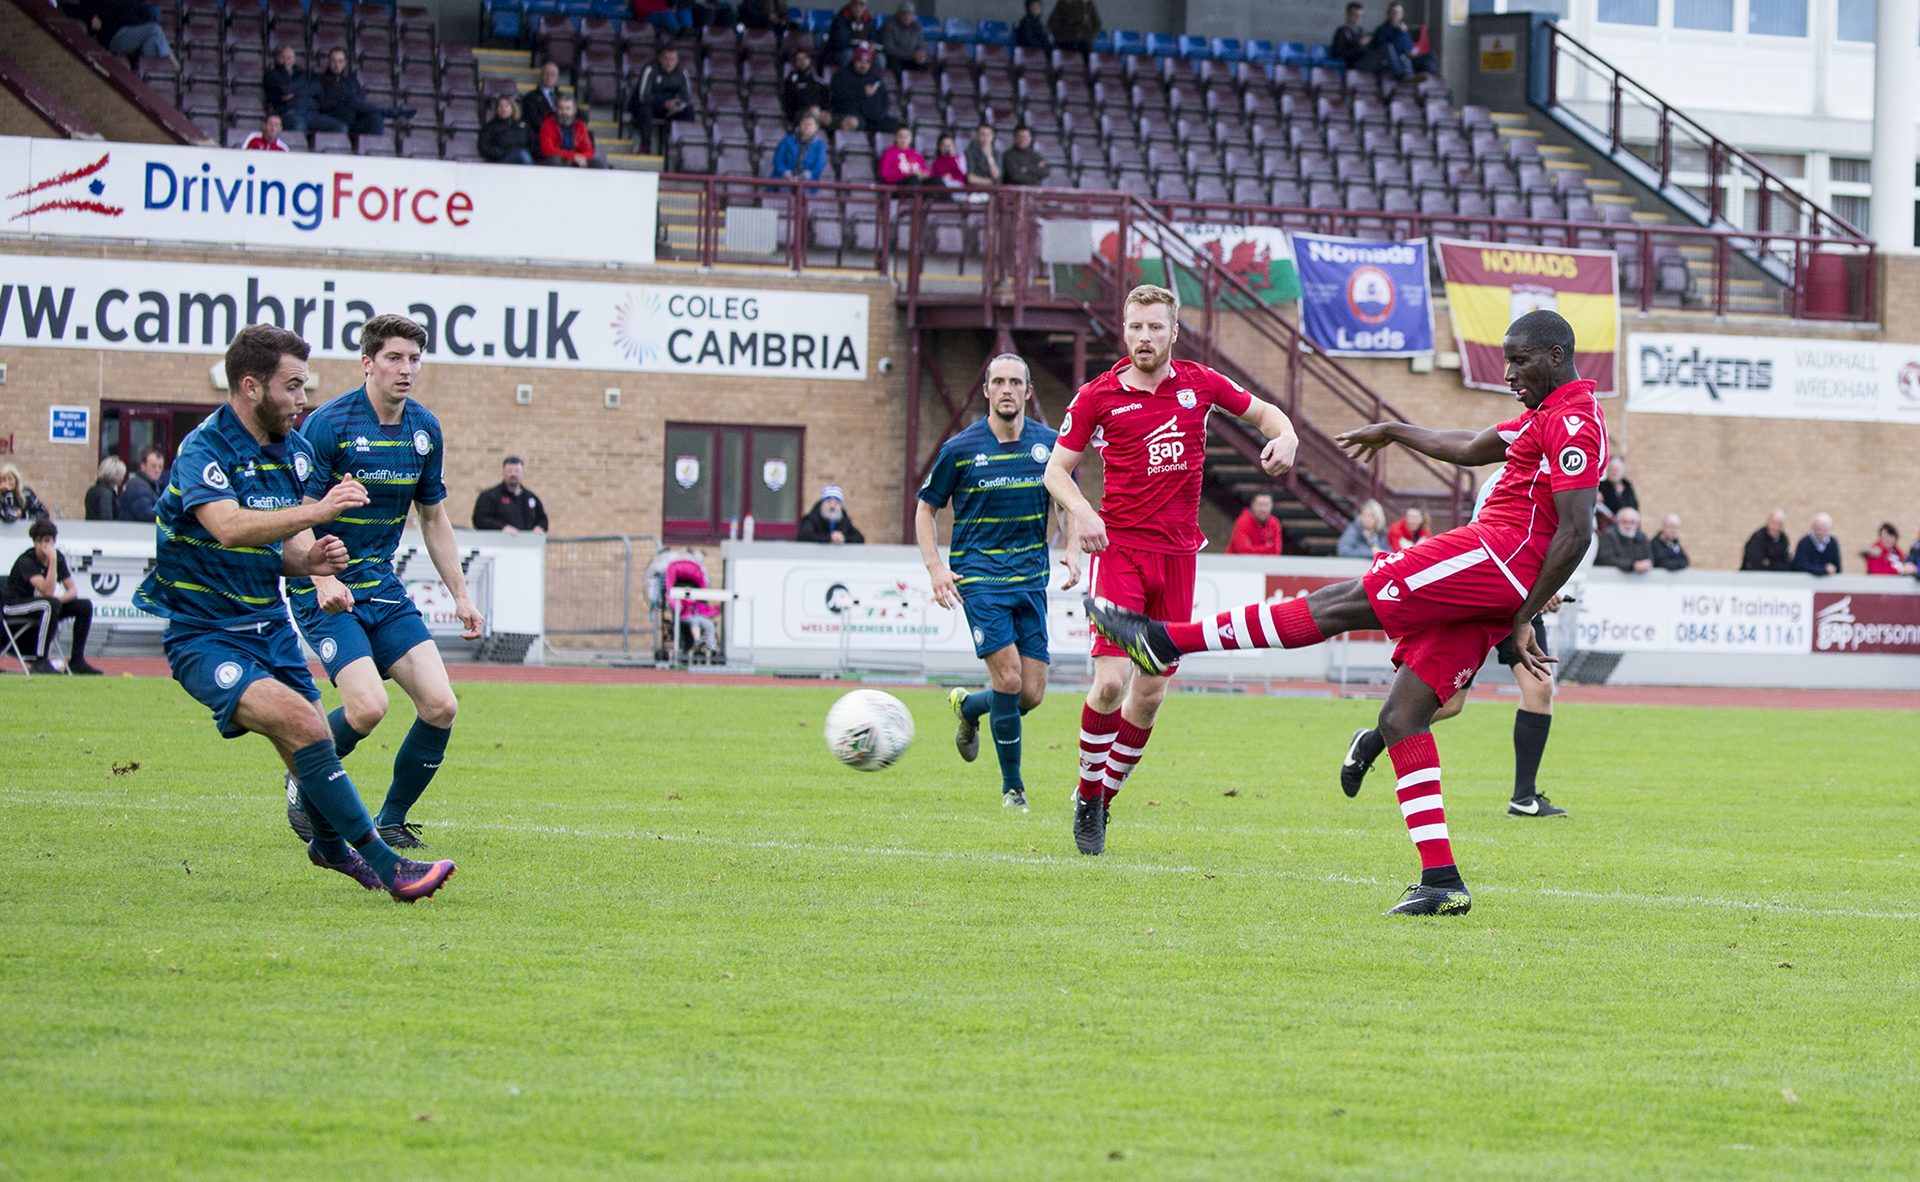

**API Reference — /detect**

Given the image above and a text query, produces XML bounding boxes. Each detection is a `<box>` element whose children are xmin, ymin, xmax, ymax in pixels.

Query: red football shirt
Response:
<box><xmin>1059</xmin><ymin>358</ymin><xmax>1253</xmax><ymax>555</ymax></box>
<box><xmin>1472</xmin><ymin>378</ymin><xmax>1607</xmax><ymax>579</ymax></box>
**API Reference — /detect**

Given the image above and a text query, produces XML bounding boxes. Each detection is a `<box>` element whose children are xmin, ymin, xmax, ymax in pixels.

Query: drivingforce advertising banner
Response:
<box><xmin>1436</xmin><ymin>238</ymin><xmax>1619</xmax><ymax>394</ymax></box>
<box><xmin>0</xmin><ymin>254</ymin><xmax>868</xmax><ymax>379</ymax></box>
<box><xmin>1290</xmin><ymin>232</ymin><xmax>1434</xmax><ymax>357</ymax></box>
<box><xmin>1627</xmin><ymin>333</ymin><xmax>1920</xmax><ymax>424</ymax></box>
<box><xmin>0</xmin><ymin>136</ymin><xmax>657</xmax><ymax>265</ymax></box>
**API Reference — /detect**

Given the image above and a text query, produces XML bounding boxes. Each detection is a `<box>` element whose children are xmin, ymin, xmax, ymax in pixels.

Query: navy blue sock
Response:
<box><xmin>962</xmin><ymin>689</ymin><xmax>993</xmax><ymax>723</ymax></box>
<box><xmin>298</xmin><ymin>781</ymin><xmax>351</xmax><ymax>863</ymax></box>
<box><xmin>291</xmin><ymin>740</ymin><xmax>399</xmax><ymax>883</ymax></box>
<box><xmin>328</xmin><ymin>707</ymin><xmax>366</xmax><ymax>759</ymax></box>
<box><xmin>378</xmin><ymin>719</ymin><xmax>451</xmax><ymax>829</ymax></box>
<box><xmin>989</xmin><ymin>689</ymin><xmax>1022</xmax><ymax>793</ymax></box>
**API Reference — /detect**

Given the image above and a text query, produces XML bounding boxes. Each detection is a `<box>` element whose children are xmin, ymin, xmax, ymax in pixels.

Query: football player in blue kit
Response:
<box><xmin>285</xmin><ymin>314</ymin><xmax>485</xmax><ymax>851</ymax></box>
<box><xmin>135</xmin><ymin>324</ymin><xmax>456</xmax><ymax>901</ymax></box>
<box><xmin>916</xmin><ymin>353</ymin><xmax>1079</xmax><ymax>810</ymax></box>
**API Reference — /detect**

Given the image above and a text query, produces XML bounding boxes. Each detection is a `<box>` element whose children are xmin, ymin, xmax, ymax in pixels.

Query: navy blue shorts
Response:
<box><xmin>163</xmin><ymin>619</ymin><xmax>320</xmax><ymax>739</ymax></box>
<box><xmin>958</xmin><ymin>590</ymin><xmax>1050</xmax><ymax>662</ymax></box>
<box><xmin>290</xmin><ymin>575</ymin><xmax>434</xmax><ymax>682</ymax></box>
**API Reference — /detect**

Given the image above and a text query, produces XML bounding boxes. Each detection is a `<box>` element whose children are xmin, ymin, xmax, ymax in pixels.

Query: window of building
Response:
<box><xmin>99</xmin><ymin>402</ymin><xmax>221</xmax><ymax>470</ymax></box>
<box><xmin>1836</xmin><ymin>0</ymin><xmax>1874</xmax><ymax>41</ymax></box>
<box><xmin>1829</xmin><ymin>157</ymin><xmax>1870</xmax><ymax>184</ymax></box>
<box><xmin>1673</xmin><ymin>0</ymin><xmax>1733</xmax><ymax>31</ymax></box>
<box><xmin>1597</xmin><ymin>0</ymin><xmax>1658</xmax><ymax>26</ymax></box>
<box><xmin>662</xmin><ymin>423</ymin><xmax>804</xmax><ymax>541</ymax></box>
<box><xmin>1747</xmin><ymin>0</ymin><xmax>1807</xmax><ymax>37</ymax></box>
<box><xmin>1834</xmin><ymin>194</ymin><xmax>1870</xmax><ymax>229</ymax></box>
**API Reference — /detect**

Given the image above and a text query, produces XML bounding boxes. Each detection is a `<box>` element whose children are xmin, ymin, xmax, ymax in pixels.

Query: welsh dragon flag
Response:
<box><xmin>1054</xmin><ymin>222</ymin><xmax>1302</xmax><ymax>307</ymax></box>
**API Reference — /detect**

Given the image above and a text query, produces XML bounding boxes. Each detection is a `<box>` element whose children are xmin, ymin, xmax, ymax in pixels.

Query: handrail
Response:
<box><xmin>1541</xmin><ymin>20</ymin><xmax>1867</xmax><ymax>243</ymax></box>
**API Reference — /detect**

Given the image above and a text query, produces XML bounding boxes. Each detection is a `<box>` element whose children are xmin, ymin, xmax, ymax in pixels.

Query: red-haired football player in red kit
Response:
<box><xmin>1088</xmin><ymin>309</ymin><xmax>1603</xmax><ymax>915</ymax></box>
<box><xmin>1042</xmin><ymin>283</ymin><xmax>1299</xmax><ymax>857</ymax></box>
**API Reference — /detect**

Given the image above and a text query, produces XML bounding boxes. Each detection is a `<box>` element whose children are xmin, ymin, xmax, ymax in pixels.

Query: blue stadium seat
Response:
<box><xmin>488</xmin><ymin>4</ymin><xmax>523</xmax><ymax>42</ymax></box>
<box><xmin>1090</xmin><ymin>30</ymin><xmax>1113</xmax><ymax>52</ymax></box>
<box><xmin>978</xmin><ymin>19</ymin><xmax>1011</xmax><ymax>45</ymax></box>
<box><xmin>1306</xmin><ymin>43</ymin><xmax>1333</xmax><ymax>65</ymax></box>
<box><xmin>1244</xmin><ymin>39</ymin><xmax>1277</xmax><ymax>62</ymax></box>
<box><xmin>807</xmin><ymin>8</ymin><xmax>833</xmax><ymax>33</ymax></box>
<box><xmin>919</xmin><ymin>14</ymin><xmax>941</xmax><ymax>38</ymax></box>
<box><xmin>559</xmin><ymin>0</ymin><xmax>592</xmax><ymax>15</ymax></box>
<box><xmin>1145</xmin><ymin>33</ymin><xmax>1179</xmax><ymax>56</ymax></box>
<box><xmin>1111</xmin><ymin>30</ymin><xmax>1145</xmax><ymax>55</ymax></box>
<box><xmin>1176</xmin><ymin>35</ymin><xmax>1209</xmax><ymax>58</ymax></box>
<box><xmin>1275</xmin><ymin>42</ymin><xmax>1311</xmax><ymax>64</ymax></box>
<box><xmin>1210</xmin><ymin>38</ymin><xmax>1245</xmax><ymax>61</ymax></box>
<box><xmin>788</xmin><ymin>5</ymin><xmax>805</xmax><ymax>23</ymax></box>
<box><xmin>943</xmin><ymin>18</ymin><xmax>978</xmax><ymax>42</ymax></box>
<box><xmin>588</xmin><ymin>0</ymin><xmax>626</xmax><ymax>15</ymax></box>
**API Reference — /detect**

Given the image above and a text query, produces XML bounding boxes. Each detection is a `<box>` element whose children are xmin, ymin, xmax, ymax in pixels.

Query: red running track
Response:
<box><xmin>37</xmin><ymin>658</ymin><xmax>1920</xmax><ymax>711</ymax></box>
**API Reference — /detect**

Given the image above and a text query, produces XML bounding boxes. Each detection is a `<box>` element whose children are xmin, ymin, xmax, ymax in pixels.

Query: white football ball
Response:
<box><xmin>823</xmin><ymin>689</ymin><xmax>916</xmax><ymax>771</ymax></box>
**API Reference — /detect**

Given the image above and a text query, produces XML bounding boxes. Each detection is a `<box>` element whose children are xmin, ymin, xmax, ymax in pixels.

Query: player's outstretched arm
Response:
<box><xmin>1042</xmin><ymin>443</ymin><xmax>1107</xmax><ymax>553</ymax></box>
<box><xmin>1337</xmin><ymin>422</ymin><xmax>1507</xmax><ymax>467</ymax></box>
<box><xmin>1509</xmin><ymin>485</ymin><xmax>1597</xmax><ymax>679</ymax></box>
<box><xmin>1235</xmin><ymin>399</ymin><xmax>1299</xmax><ymax>476</ymax></box>
<box><xmin>194</xmin><ymin>477</ymin><xmax>369</xmax><ymax>549</ymax></box>
<box><xmin>914</xmin><ymin>499</ymin><xmax>959</xmax><ymax>610</ymax></box>
<box><xmin>418</xmin><ymin>499</ymin><xmax>485</xmax><ymax>639</ymax></box>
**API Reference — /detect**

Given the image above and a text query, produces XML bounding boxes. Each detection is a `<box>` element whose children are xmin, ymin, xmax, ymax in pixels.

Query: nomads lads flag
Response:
<box><xmin>1435</xmin><ymin>239</ymin><xmax>1620</xmax><ymax>394</ymax></box>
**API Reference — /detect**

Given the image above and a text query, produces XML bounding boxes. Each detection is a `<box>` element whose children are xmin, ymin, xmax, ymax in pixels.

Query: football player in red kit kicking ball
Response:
<box><xmin>1042</xmin><ymin>284</ymin><xmax>1300</xmax><ymax>855</ymax></box>
<box><xmin>1088</xmin><ymin>310</ymin><xmax>1602</xmax><ymax>913</ymax></box>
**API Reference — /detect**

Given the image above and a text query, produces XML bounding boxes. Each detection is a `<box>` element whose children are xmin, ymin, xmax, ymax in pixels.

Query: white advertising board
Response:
<box><xmin>1627</xmin><ymin>332</ymin><xmax>1920</xmax><ymax>424</ymax></box>
<box><xmin>1573</xmin><ymin>579</ymin><xmax>1813</xmax><ymax>653</ymax></box>
<box><xmin>0</xmin><ymin>254</ymin><xmax>868</xmax><ymax>379</ymax></box>
<box><xmin>0</xmin><ymin>136</ymin><xmax>657</xmax><ymax>265</ymax></box>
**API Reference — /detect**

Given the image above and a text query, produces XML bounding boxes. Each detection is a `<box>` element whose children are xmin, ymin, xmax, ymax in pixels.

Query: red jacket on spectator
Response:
<box><xmin>1865</xmin><ymin>540</ymin><xmax>1907</xmax><ymax>575</ymax></box>
<box><xmin>242</xmin><ymin>133</ymin><xmax>288</xmax><ymax>151</ymax></box>
<box><xmin>1226</xmin><ymin>508</ymin><xmax>1283</xmax><ymax>555</ymax></box>
<box><xmin>930</xmin><ymin>152</ymin><xmax>966</xmax><ymax>184</ymax></box>
<box><xmin>631</xmin><ymin>0</ymin><xmax>669</xmax><ymax>18</ymax></box>
<box><xmin>539</xmin><ymin>114</ymin><xmax>596</xmax><ymax>163</ymax></box>
<box><xmin>1386</xmin><ymin>519</ymin><xmax>1429</xmax><ymax>551</ymax></box>
<box><xmin>879</xmin><ymin>145</ymin><xmax>929</xmax><ymax>184</ymax></box>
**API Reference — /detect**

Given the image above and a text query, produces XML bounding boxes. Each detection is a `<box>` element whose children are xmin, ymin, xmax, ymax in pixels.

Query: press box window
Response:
<box><xmin>663</xmin><ymin>423</ymin><xmax>804</xmax><ymax>542</ymax></box>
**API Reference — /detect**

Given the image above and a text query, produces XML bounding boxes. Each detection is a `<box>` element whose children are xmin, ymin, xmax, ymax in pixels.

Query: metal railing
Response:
<box><xmin>544</xmin><ymin>534</ymin><xmax>658</xmax><ymax>652</ymax></box>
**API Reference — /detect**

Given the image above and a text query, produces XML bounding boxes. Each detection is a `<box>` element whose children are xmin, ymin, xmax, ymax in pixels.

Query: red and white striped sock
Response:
<box><xmin>1387</xmin><ymin>732</ymin><xmax>1455</xmax><ymax>872</ymax></box>
<box><xmin>1077</xmin><ymin>703</ymin><xmax>1121</xmax><ymax>804</ymax></box>
<box><xmin>1099</xmin><ymin>717</ymin><xmax>1153</xmax><ymax>801</ymax></box>
<box><xmin>1164</xmin><ymin>598</ymin><xmax>1324</xmax><ymax>654</ymax></box>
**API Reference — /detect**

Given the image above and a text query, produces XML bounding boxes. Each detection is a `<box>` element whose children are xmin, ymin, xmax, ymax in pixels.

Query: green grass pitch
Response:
<box><xmin>3</xmin><ymin>676</ymin><xmax>1917</xmax><ymax>1179</ymax></box>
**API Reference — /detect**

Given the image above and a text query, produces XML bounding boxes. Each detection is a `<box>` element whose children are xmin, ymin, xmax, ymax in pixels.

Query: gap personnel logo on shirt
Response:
<box><xmin>413</xmin><ymin>430</ymin><xmax>431</xmax><ymax>456</ymax></box>
<box><xmin>1029</xmin><ymin>443</ymin><xmax>1049</xmax><ymax>463</ymax></box>
<box><xmin>293</xmin><ymin>452</ymin><xmax>310</xmax><ymax>481</ymax></box>
<box><xmin>1558</xmin><ymin>446</ymin><xmax>1588</xmax><ymax>476</ymax></box>
<box><xmin>1144</xmin><ymin>416</ymin><xmax>1186</xmax><ymax>470</ymax></box>
<box><xmin>1175</xmin><ymin>389</ymin><xmax>1198</xmax><ymax>408</ymax></box>
<box><xmin>202</xmin><ymin>461</ymin><xmax>229</xmax><ymax>490</ymax></box>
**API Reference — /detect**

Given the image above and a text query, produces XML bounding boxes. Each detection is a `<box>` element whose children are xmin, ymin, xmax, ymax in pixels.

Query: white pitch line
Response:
<box><xmin>5</xmin><ymin>789</ymin><xmax>1915</xmax><ymax>922</ymax></box>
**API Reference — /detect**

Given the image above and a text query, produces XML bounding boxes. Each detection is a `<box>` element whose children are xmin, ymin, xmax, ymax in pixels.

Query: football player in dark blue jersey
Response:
<box><xmin>916</xmin><ymin>354</ymin><xmax>1079</xmax><ymax>811</ymax></box>
<box><xmin>286</xmin><ymin>314</ymin><xmax>484</xmax><ymax>852</ymax></box>
<box><xmin>135</xmin><ymin>324</ymin><xmax>456</xmax><ymax>902</ymax></box>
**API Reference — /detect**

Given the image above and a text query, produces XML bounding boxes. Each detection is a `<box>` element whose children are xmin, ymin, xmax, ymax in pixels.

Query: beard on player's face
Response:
<box><xmin>989</xmin><ymin>387</ymin><xmax>1024</xmax><ymax>419</ymax></box>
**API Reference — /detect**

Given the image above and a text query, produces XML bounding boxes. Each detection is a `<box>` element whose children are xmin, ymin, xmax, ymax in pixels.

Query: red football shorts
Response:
<box><xmin>1088</xmin><ymin>542</ymin><xmax>1196</xmax><ymax>671</ymax></box>
<box><xmin>1360</xmin><ymin>525</ymin><xmax>1532</xmax><ymax>699</ymax></box>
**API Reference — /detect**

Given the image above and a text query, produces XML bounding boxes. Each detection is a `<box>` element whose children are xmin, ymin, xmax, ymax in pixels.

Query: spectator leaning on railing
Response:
<box><xmin>1595</xmin><ymin>506</ymin><xmax>1652</xmax><ymax>572</ymax></box>
<box><xmin>117</xmin><ymin>447</ymin><xmax>165</xmax><ymax>523</ymax></box>
<box><xmin>86</xmin><ymin>456</ymin><xmax>125</xmax><ymax>521</ymax></box>
<box><xmin>1649</xmin><ymin>513</ymin><xmax>1690</xmax><ymax>570</ymax></box>
<box><xmin>1740</xmin><ymin>508</ymin><xmax>1792</xmax><ymax>571</ymax></box>
<box><xmin>1862</xmin><ymin>523</ymin><xmax>1915</xmax><ymax>575</ymax></box>
<box><xmin>0</xmin><ymin>464</ymin><xmax>47</xmax><ymax>524</ymax></box>
<box><xmin>1597</xmin><ymin>454</ymin><xmax>1636</xmax><ymax>518</ymax></box>
<box><xmin>1793</xmin><ymin>513</ymin><xmax>1841</xmax><ymax>576</ymax></box>
<box><xmin>798</xmin><ymin>485</ymin><xmax>865</xmax><ymax>544</ymax></box>
<box><xmin>1002</xmin><ymin>125</ymin><xmax>1051</xmax><ymax>186</ymax></box>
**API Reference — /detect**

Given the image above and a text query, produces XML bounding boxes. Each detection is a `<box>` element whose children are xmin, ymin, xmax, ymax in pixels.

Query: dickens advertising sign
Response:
<box><xmin>1627</xmin><ymin>333</ymin><xmax>1920</xmax><ymax>424</ymax></box>
<box><xmin>0</xmin><ymin>254</ymin><xmax>867</xmax><ymax>379</ymax></box>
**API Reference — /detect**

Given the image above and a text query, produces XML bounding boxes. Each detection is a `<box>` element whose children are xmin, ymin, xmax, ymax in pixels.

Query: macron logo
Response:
<box><xmin>1378</xmin><ymin>583</ymin><xmax>1402</xmax><ymax>602</ymax></box>
<box><xmin>1108</xmin><ymin>402</ymin><xmax>1143</xmax><ymax>417</ymax></box>
<box><xmin>1562</xmin><ymin>415</ymin><xmax>1584</xmax><ymax>436</ymax></box>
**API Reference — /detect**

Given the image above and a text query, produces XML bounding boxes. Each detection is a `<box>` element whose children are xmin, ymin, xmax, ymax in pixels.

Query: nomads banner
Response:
<box><xmin>0</xmin><ymin>253</ymin><xmax>868</xmax><ymax>379</ymax></box>
<box><xmin>1290</xmin><ymin>232</ymin><xmax>1434</xmax><ymax>357</ymax></box>
<box><xmin>0</xmin><ymin>136</ymin><xmax>658</xmax><ymax>265</ymax></box>
<box><xmin>1435</xmin><ymin>239</ymin><xmax>1619</xmax><ymax>394</ymax></box>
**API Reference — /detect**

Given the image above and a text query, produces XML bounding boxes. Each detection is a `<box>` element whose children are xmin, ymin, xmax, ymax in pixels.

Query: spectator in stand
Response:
<box><xmin>1336</xmin><ymin>499</ymin><xmax>1387</xmax><ymax>558</ymax></box>
<box><xmin>3</xmin><ymin>519</ymin><xmax>101</xmax><ymax>674</ymax></box>
<box><xmin>1330</xmin><ymin>3</ymin><xmax>1372</xmax><ymax>67</ymax></box>
<box><xmin>738</xmin><ymin>0</ymin><xmax>791</xmax><ymax>33</ymax></box>
<box><xmin>829</xmin><ymin>48</ymin><xmax>899</xmax><ymax>133</ymax></box>
<box><xmin>480</xmin><ymin>95</ymin><xmax>536</xmax><ymax>164</ymax></box>
<box><xmin>1741</xmin><ymin>508</ymin><xmax>1792</xmax><ymax>571</ymax></box>
<box><xmin>1048</xmin><ymin>0</ymin><xmax>1101</xmax><ymax>53</ymax></box>
<box><xmin>85</xmin><ymin>457</ymin><xmax>124</xmax><ymax>521</ymax></box>
<box><xmin>879</xmin><ymin>126</ymin><xmax>937</xmax><ymax>185</ymax></box>
<box><xmin>1596</xmin><ymin>506</ymin><xmax>1652</xmax><ymax>572</ymax></box>
<box><xmin>1371</xmin><ymin>2</ymin><xmax>1434</xmax><ymax>79</ymax></box>
<box><xmin>1649</xmin><ymin>513</ymin><xmax>1690</xmax><ymax>570</ymax></box>
<box><xmin>781</xmin><ymin>50</ymin><xmax>829</xmax><ymax>125</ymax></box>
<box><xmin>1002</xmin><ymin>124</ymin><xmax>1051</xmax><ymax>186</ymax></box>
<box><xmin>266</xmin><ymin>45</ymin><xmax>341</xmax><ymax>132</ymax></box>
<box><xmin>632</xmin><ymin>0</ymin><xmax>694</xmax><ymax>32</ymax></box>
<box><xmin>1862</xmin><ymin>523</ymin><xmax>1914</xmax><ymax>575</ymax></box>
<box><xmin>678</xmin><ymin>0</ymin><xmax>736</xmax><ymax>29</ymax></box>
<box><xmin>79</xmin><ymin>0</ymin><xmax>174</xmax><ymax>67</ymax></box>
<box><xmin>540</xmin><ymin>96</ymin><xmax>609</xmax><ymax>167</ymax></box>
<box><xmin>930</xmin><ymin>132</ymin><xmax>968</xmax><ymax>187</ymax></box>
<box><xmin>1793</xmin><ymin>513</ymin><xmax>1841</xmax><ymax>576</ymax></box>
<box><xmin>1014</xmin><ymin>0</ymin><xmax>1053</xmax><ymax>50</ymax></box>
<box><xmin>798</xmin><ymin>485</ymin><xmax>866</xmax><ymax>544</ymax></box>
<box><xmin>880</xmin><ymin>1</ymin><xmax>929</xmax><ymax>72</ymax></box>
<box><xmin>826</xmin><ymin>0</ymin><xmax>877</xmax><ymax>66</ymax></box>
<box><xmin>242</xmin><ymin>113</ymin><xmax>289</xmax><ymax>151</ymax></box>
<box><xmin>318</xmin><ymin>47</ymin><xmax>410</xmax><ymax>136</ymax></box>
<box><xmin>1386</xmin><ymin>503</ymin><xmax>1428</xmax><ymax>552</ymax></box>
<box><xmin>1597</xmin><ymin>454</ymin><xmax>1636</xmax><ymax>518</ymax></box>
<box><xmin>116</xmin><ymin>447</ymin><xmax>164</xmax><ymax>523</ymax></box>
<box><xmin>770</xmin><ymin>112</ymin><xmax>829</xmax><ymax>182</ymax></box>
<box><xmin>965</xmin><ymin>122</ymin><xmax>1002</xmax><ymax>185</ymax></box>
<box><xmin>1226</xmin><ymin>491</ymin><xmax>1283</xmax><ymax>555</ymax></box>
<box><xmin>472</xmin><ymin>457</ymin><xmax>549</xmax><ymax>535</ymax></box>
<box><xmin>0</xmin><ymin>464</ymin><xmax>48</xmax><ymax>524</ymax></box>
<box><xmin>629</xmin><ymin>46</ymin><xmax>698</xmax><ymax>155</ymax></box>
<box><xmin>522</xmin><ymin>61</ymin><xmax>565</xmax><ymax>137</ymax></box>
